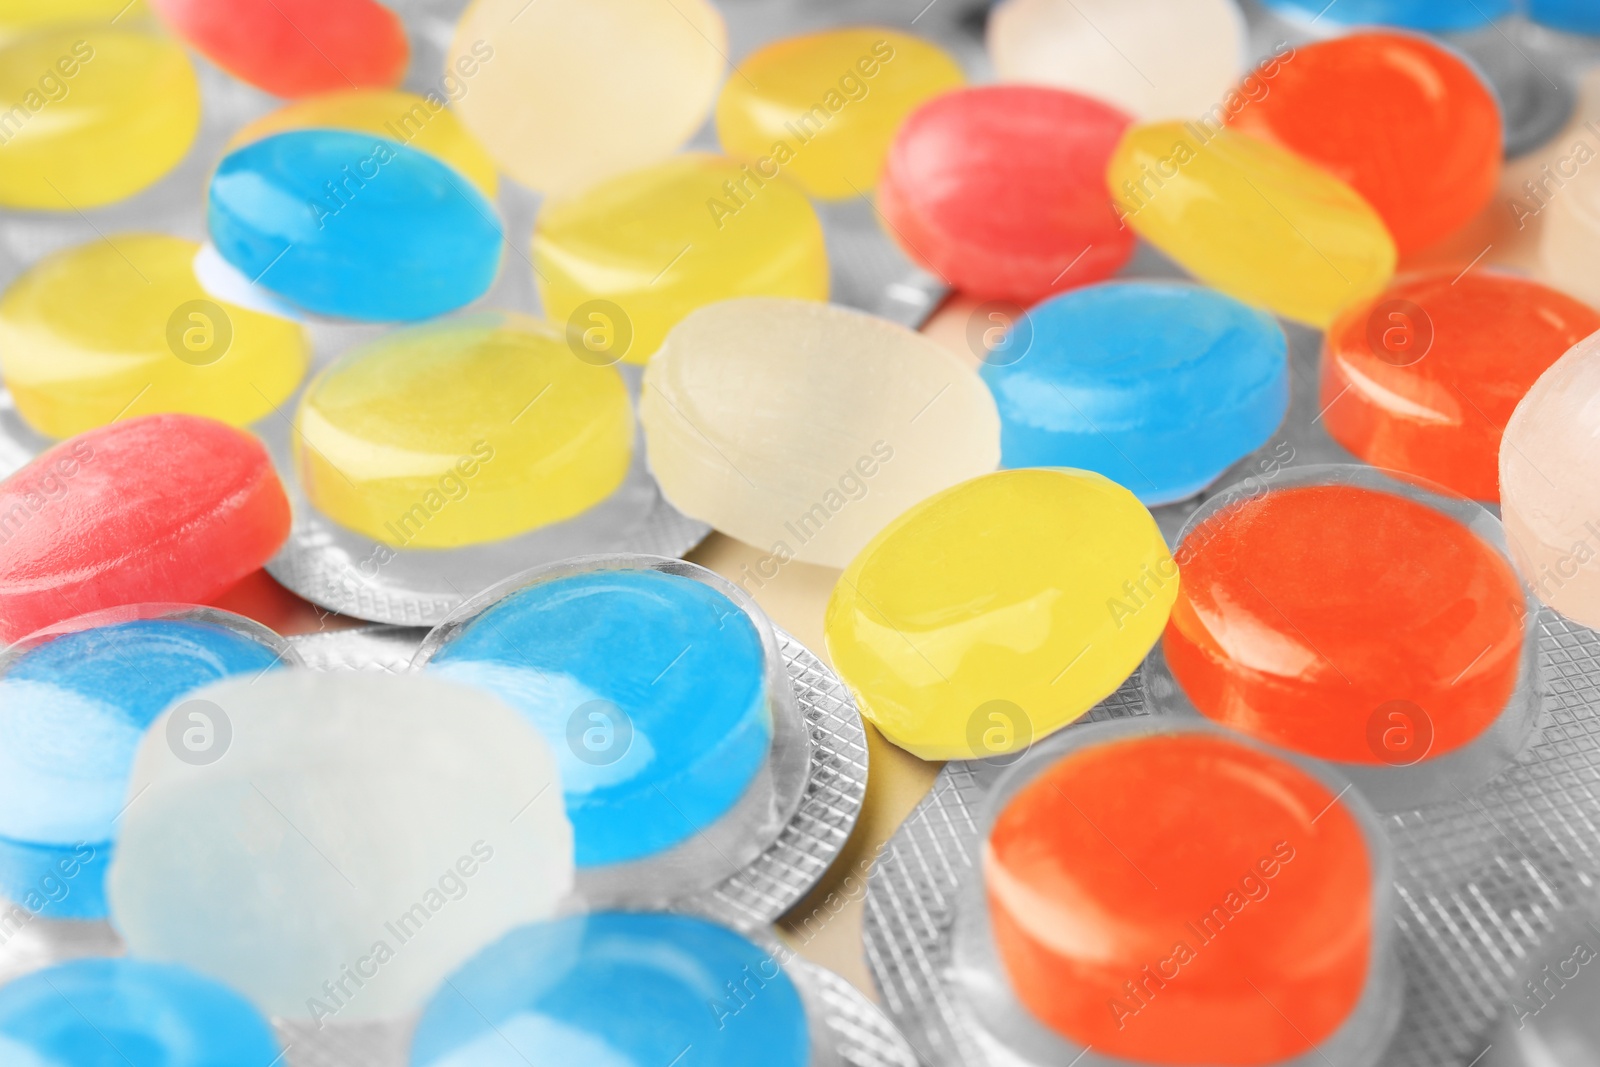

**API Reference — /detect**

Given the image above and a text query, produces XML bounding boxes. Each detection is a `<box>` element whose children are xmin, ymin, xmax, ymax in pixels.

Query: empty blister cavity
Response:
<box><xmin>1145</xmin><ymin>464</ymin><xmax>1542</xmax><ymax>811</ymax></box>
<box><xmin>414</xmin><ymin>555</ymin><xmax>808</xmax><ymax>908</ymax></box>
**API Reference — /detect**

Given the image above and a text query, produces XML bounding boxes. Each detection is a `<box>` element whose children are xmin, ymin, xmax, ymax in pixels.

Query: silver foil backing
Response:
<box><xmin>864</xmin><ymin>608</ymin><xmax>1600</xmax><ymax>1067</ymax></box>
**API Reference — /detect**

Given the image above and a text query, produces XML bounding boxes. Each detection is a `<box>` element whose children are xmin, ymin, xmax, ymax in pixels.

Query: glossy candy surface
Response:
<box><xmin>0</xmin><ymin>28</ymin><xmax>199</xmax><ymax>210</ymax></box>
<box><xmin>412</xmin><ymin>913</ymin><xmax>810</xmax><ymax>1067</ymax></box>
<box><xmin>0</xmin><ymin>234</ymin><xmax>309</xmax><ymax>439</ymax></box>
<box><xmin>149</xmin><ymin>0</ymin><xmax>407</xmax><ymax>98</ymax></box>
<box><xmin>296</xmin><ymin>313</ymin><xmax>632</xmax><ymax>548</ymax></box>
<box><xmin>825</xmin><ymin>469</ymin><xmax>1176</xmax><ymax>760</ymax></box>
<box><xmin>230</xmin><ymin>89</ymin><xmax>499</xmax><ymax>199</ymax></box>
<box><xmin>1108</xmin><ymin>123</ymin><xmax>1396</xmax><ymax>328</ymax></box>
<box><xmin>987</xmin><ymin>0</ymin><xmax>1245</xmax><ymax>121</ymax></box>
<box><xmin>715</xmin><ymin>28</ymin><xmax>964</xmax><ymax>200</ymax></box>
<box><xmin>0</xmin><ymin>415</ymin><xmax>291</xmax><ymax>644</ymax></box>
<box><xmin>108</xmin><ymin>671</ymin><xmax>574</xmax><ymax>1020</ymax></box>
<box><xmin>0</xmin><ymin>611</ymin><xmax>285</xmax><ymax>851</ymax></box>
<box><xmin>1323</xmin><ymin>271</ymin><xmax>1600</xmax><ymax>501</ymax></box>
<box><xmin>983</xmin><ymin>282</ymin><xmax>1288</xmax><ymax>505</ymax></box>
<box><xmin>1502</xmin><ymin>333</ymin><xmax>1600</xmax><ymax>630</ymax></box>
<box><xmin>208</xmin><ymin>129</ymin><xmax>503</xmax><ymax>322</ymax></box>
<box><xmin>534</xmin><ymin>155</ymin><xmax>829</xmax><ymax>363</ymax></box>
<box><xmin>450</xmin><ymin>0</ymin><xmax>725</xmax><ymax>194</ymax></box>
<box><xmin>426</xmin><ymin>569</ymin><xmax>772</xmax><ymax>867</ymax></box>
<box><xmin>1257</xmin><ymin>0</ymin><xmax>1508</xmax><ymax>30</ymax></box>
<box><xmin>986</xmin><ymin>732</ymin><xmax>1371</xmax><ymax>1064</ymax></box>
<box><xmin>879</xmin><ymin>85</ymin><xmax>1133</xmax><ymax>304</ymax></box>
<box><xmin>0</xmin><ymin>958</ymin><xmax>282</xmax><ymax>1066</ymax></box>
<box><xmin>641</xmin><ymin>298</ymin><xmax>1000</xmax><ymax>568</ymax></box>
<box><xmin>1164</xmin><ymin>484</ymin><xmax>1525</xmax><ymax>763</ymax></box>
<box><xmin>1227</xmin><ymin>32</ymin><xmax>1501</xmax><ymax>256</ymax></box>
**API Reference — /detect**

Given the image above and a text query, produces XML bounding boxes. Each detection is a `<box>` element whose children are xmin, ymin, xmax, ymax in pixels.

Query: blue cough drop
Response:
<box><xmin>208</xmin><ymin>129</ymin><xmax>504</xmax><ymax>322</ymax></box>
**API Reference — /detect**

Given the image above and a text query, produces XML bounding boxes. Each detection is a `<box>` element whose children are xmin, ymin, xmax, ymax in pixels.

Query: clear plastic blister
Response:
<box><xmin>866</xmin><ymin>606</ymin><xmax>1600</xmax><ymax>1066</ymax></box>
<box><xmin>410</xmin><ymin>554</ymin><xmax>865</xmax><ymax>924</ymax></box>
<box><xmin>1144</xmin><ymin>463</ymin><xmax>1545</xmax><ymax>813</ymax></box>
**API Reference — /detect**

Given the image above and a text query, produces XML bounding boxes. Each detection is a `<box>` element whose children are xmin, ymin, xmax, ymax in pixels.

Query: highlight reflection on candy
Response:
<box><xmin>715</xmin><ymin>27</ymin><xmax>964</xmax><ymax>200</ymax></box>
<box><xmin>987</xmin><ymin>0</ymin><xmax>1245</xmax><ymax>121</ymax></box>
<box><xmin>1162</xmin><ymin>479</ymin><xmax>1525</xmax><ymax>763</ymax></box>
<box><xmin>879</xmin><ymin>85</ymin><xmax>1133</xmax><ymax>304</ymax></box>
<box><xmin>1107</xmin><ymin>123</ymin><xmax>1396</xmax><ymax>328</ymax></box>
<box><xmin>0</xmin><ymin>27</ymin><xmax>199</xmax><ymax>210</ymax></box>
<box><xmin>0</xmin><ymin>607</ymin><xmax>289</xmax><ymax>918</ymax></box>
<box><xmin>425</xmin><ymin>567</ymin><xmax>773</xmax><ymax>867</ymax></box>
<box><xmin>825</xmin><ymin>468</ymin><xmax>1175</xmax><ymax>760</ymax></box>
<box><xmin>534</xmin><ymin>154</ymin><xmax>829</xmax><ymax>364</ymax></box>
<box><xmin>296</xmin><ymin>313</ymin><xmax>633</xmax><ymax>549</ymax></box>
<box><xmin>983</xmin><ymin>281</ymin><xmax>1288</xmax><ymax>505</ymax></box>
<box><xmin>0</xmin><ymin>415</ymin><xmax>291</xmax><ymax>644</ymax></box>
<box><xmin>1323</xmin><ymin>271</ymin><xmax>1600</xmax><ymax>501</ymax></box>
<box><xmin>450</xmin><ymin>0</ymin><xmax>726</xmax><ymax>194</ymax></box>
<box><xmin>1227</xmin><ymin>32</ymin><xmax>1501</xmax><ymax>256</ymax></box>
<box><xmin>985</xmin><ymin>730</ymin><xmax>1375</xmax><ymax>1063</ymax></box>
<box><xmin>108</xmin><ymin>671</ymin><xmax>574</xmax><ymax>1021</ymax></box>
<box><xmin>0</xmin><ymin>234</ymin><xmax>309</xmax><ymax>439</ymax></box>
<box><xmin>149</xmin><ymin>0</ymin><xmax>408</xmax><ymax>98</ymax></box>
<box><xmin>640</xmin><ymin>298</ymin><xmax>999</xmax><ymax>569</ymax></box>
<box><xmin>207</xmin><ymin>129</ymin><xmax>504</xmax><ymax>322</ymax></box>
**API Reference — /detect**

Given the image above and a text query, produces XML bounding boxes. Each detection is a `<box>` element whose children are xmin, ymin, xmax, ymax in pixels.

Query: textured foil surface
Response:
<box><xmin>864</xmin><ymin>610</ymin><xmax>1600</xmax><ymax>1067</ymax></box>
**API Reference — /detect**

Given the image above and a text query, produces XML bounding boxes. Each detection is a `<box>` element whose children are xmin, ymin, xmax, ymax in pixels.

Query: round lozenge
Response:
<box><xmin>987</xmin><ymin>0</ymin><xmax>1245</xmax><ymax>121</ymax></box>
<box><xmin>533</xmin><ymin>154</ymin><xmax>829</xmax><ymax>364</ymax></box>
<box><xmin>983</xmin><ymin>282</ymin><xmax>1288</xmax><ymax>505</ymax></box>
<box><xmin>1162</xmin><ymin>479</ymin><xmax>1525</xmax><ymax>763</ymax></box>
<box><xmin>449</xmin><ymin>0</ymin><xmax>726</xmax><ymax>194</ymax></box>
<box><xmin>423</xmin><ymin>567</ymin><xmax>773</xmax><ymax>867</ymax></box>
<box><xmin>878</xmin><ymin>85</ymin><xmax>1134</xmax><ymax>304</ymax></box>
<box><xmin>1226</xmin><ymin>31</ymin><xmax>1501</xmax><ymax>256</ymax></box>
<box><xmin>985</xmin><ymin>730</ymin><xmax>1374</xmax><ymax>1064</ymax></box>
<box><xmin>0</xmin><ymin>27</ymin><xmax>199</xmax><ymax>210</ymax></box>
<box><xmin>295</xmin><ymin>313</ymin><xmax>633</xmax><ymax>549</ymax></box>
<box><xmin>1107</xmin><ymin>123</ymin><xmax>1396</xmax><ymax>329</ymax></box>
<box><xmin>1323</xmin><ymin>270</ymin><xmax>1600</xmax><ymax>502</ymax></box>
<box><xmin>0</xmin><ymin>234</ymin><xmax>309</xmax><ymax>439</ymax></box>
<box><xmin>714</xmin><ymin>27</ymin><xmax>965</xmax><ymax>200</ymax></box>
<box><xmin>411</xmin><ymin>913</ymin><xmax>810</xmax><ymax>1067</ymax></box>
<box><xmin>640</xmin><ymin>297</ymin><xmax>999</xmax><ymax>569</ymax></box>
<box><xmin>824</xmin><ymin>468</ymin><xmax>1176</xmax><ymax>761</ymax></box>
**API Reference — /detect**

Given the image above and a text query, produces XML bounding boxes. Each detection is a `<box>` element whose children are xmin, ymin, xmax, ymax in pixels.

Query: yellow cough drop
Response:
<box><xmin>1107</xmin><ymin>123</ymin><xmax>1396</xmax><ymax>328</ymax></box>
<box><xmin>295</xmin><ymin>313</ymin><xmax>634</xmax><ymax>549</ymax></box>
<box><xmin>0</xmin><ymin>27</ymin><xmax>199</xmax><ymax>209</ymax></box>
<box><xmin>533</xmin><ymin>153</ymin><xmax>830</xmax><ymax>364</ymax></box>
<box><xmin>824</xmin><ymin>468</ymin><xmax>1178</xmax><ymax>761</ymax></box>
<box><xmin>715</xmin><ymin>28</ymin><xmax>965</xmax><ymax>200</ymax></box>
<box><xmin>0</xmin><ymin>235</ymin><xmax>309</xmax><ymax>438</ymax></box>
